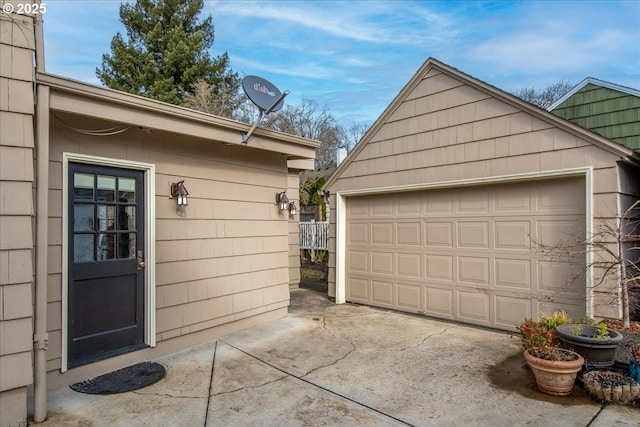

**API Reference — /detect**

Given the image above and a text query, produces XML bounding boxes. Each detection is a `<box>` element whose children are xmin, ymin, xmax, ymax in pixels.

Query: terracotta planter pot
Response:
<box><xmin>556</xmin><ymin>324</ymin><xmax>624</xmax><ymax>368</ymax></box>
<box><xmin>524</xmin><ymin>349</ymin><xmax>584</xmax><ymax>396</ymax></box>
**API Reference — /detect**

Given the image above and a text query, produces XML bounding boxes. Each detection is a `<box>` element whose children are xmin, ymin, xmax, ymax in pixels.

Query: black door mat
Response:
<box><xmin>70</xmin><ymin>361</ymin><xmax>166</xmax><ymax>395</ymax></box>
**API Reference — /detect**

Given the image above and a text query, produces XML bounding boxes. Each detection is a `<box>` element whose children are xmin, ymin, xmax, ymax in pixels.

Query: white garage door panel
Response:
<box><xmin>371</xmin><ymin>251</ymin><xmax>394</xmax><ymax>275</ymax></box>
<box><xmin>345</xmin><ymin>177</ymin><xmax>586</xmax><ymax>331</ymax></box>
<box><xmin>495</xmin><ymin>221</ymin><xmax>530</xmax><ymax>249</ymax></box>
<box><xmin>348</xmin><ymin>277</ymin><xmax>369</xmax><ymax>301</ymax></box>
<box><xmin>397</xmin><ymin>283</ymin><xmax>421</xmax><ymax>311</ymax></box>
<box><xmin>425</xmin><ymin>287</ymin><xmax>454</xmax><ymax>318</ymax></box>
<box><xmin>495</xmin><ymin>295</ymin><xmax>532</xmax><ymax>329</ymax></box>
<box><xmin>372</xmin><ymin>280</ymin><xmax>394</xmax><ymax>306</ymax></box>
<box><xmin>494</xmin><ymin>258</ymin><xmax>532</xmax><ymax>289</ymax></box>
<box><xmin>458</xmin><ymin>291</ymin><xmax>491</xmax><ymax>325</ymax></box>
<box><xmin>425</xmin><ymin>254</ymin><xmax>453</xmax><ymax>281</ymax></box>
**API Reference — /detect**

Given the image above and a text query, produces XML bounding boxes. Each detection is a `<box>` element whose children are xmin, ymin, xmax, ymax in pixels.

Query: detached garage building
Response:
<box><xmin>323</xmin><ymin>58</ymin><xmax>640</xmax><ymax>331</ymax></box>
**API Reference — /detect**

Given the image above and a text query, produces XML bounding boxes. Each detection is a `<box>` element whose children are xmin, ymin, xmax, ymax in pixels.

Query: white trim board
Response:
<box><xmin>61</xmin><ymin>153</ymin><xmax>156</xmax><ymax>372</ymax></box>
<box><xmin>334</xmin><ymin>167</ymin><xmax>594</xmax><ymax>317</ymax></box>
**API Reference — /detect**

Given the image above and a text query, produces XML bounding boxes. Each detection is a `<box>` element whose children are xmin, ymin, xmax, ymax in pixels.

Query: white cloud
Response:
<box><xmin>463</xmin><ymin>0</ymin><xmax>639</xmax><ymax>80</ymax></box>
<box><xmin>469</xmin><ymin>28</ymin><xmax>632</xmax><ymax>74</ymax></box>
<box><xmin>209</xmin><ymin>0</ymin><xmax>456</xmax><ymax>46</ymax></box>
<box><xmin>40</xmin><ymin>0</ymin><xmax>639</xmax><ymax>127</ymax></box>
<box><xmin>232</xmin><ymin>56</ymin><xmax>336</xmax><ymax>80</ymax></box>
<box><xmin>210</xmin><ymin>1</ymin><xmax>380</xmax><ymax>42</ymax></box>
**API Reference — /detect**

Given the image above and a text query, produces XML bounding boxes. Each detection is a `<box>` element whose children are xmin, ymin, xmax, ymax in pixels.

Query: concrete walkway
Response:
<box><xmin>32</xmin><ymin>289</ymin><xmax>638</xmax><ymax>426</ymax></box>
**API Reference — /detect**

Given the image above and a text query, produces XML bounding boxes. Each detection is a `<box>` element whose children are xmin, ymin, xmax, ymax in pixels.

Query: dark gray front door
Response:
<box><xmin>68</xmin><ymin>163</ymin><xmax>146</xmax><ymax>368</ymax></box>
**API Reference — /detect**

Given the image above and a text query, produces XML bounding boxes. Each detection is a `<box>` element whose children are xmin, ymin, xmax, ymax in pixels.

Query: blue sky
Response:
<box><xmin>42</xmin><ymin>0</ymin><xmax>640</xmax><ymax>128</ymax></box>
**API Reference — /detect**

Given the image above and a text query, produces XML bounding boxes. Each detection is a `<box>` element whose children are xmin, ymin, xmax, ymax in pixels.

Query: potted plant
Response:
<box><xmin>556</xmin><ymin>321</ymin><xmax>624</xmax><ymax>368</ymax></box>
<box><xmin>516</xmin><ymin>311</ymin><xmax>569</xmax><ymax>348</ymax></box>
<box><xmin>518</xmin><ymin>314</ymin><xmax>584</xmax><ymax>396</ymax></box>
<box><xmin>523</xmin><ymin>346</ymin><xmax>585</xmax><ymax>397</ymax></box>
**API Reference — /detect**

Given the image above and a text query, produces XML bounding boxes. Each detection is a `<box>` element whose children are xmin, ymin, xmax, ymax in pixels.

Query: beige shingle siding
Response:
<box><xmin>287</xmin><ymin>173</ymin><xmax>301</xmax><ymax>288</ymax></box>
<box><xmin>325</xmin><ymin>62</ymin><xmax>635</xmax><ymax>314</ymax></box>
<box><xmin>45</xmin><ymin>119</ymin><xmax>292</xmax><ymax>372</ymax></box>
<box><xmin>0</xmin><ymin>10</ymin><xmax>36</xmax><ymax>421</ymax></box>
<box><xmin>329</xmin><ymin>70</ymin><xmax>622</xmax><ymax>197</ymax></box>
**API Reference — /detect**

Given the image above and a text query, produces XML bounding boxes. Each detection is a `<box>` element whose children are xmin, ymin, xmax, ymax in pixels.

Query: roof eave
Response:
<box><xmin>37</xmin><ymin>72</ymin><xmax>319</xmax><ymax>159</ymax></box>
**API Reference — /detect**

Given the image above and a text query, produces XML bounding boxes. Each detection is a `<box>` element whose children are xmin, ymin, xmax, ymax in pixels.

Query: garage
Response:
<box><xmin>325</xmin><ymin>58</ymin><xmax>639</xmax><ymax>326</ymax></box>
<box><xmin>345</xmin><ymin>177</ymin><xmax>586</xmax><ymax>331</ymax></box>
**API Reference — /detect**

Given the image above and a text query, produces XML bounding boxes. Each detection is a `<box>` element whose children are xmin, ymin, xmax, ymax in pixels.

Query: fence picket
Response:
<box><xmin>299</xmin><ymin>220</ymin><xmax>329</xmax><ymax>262</ymax></box>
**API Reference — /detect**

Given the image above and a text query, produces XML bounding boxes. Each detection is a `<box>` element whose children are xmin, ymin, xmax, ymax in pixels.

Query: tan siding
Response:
<box><xmin>407</xmin><ymin>72</ymin><xmax>466</xmax><ymax>101</ymax></box>
<box><xmin>0</xmin><ymin>79</ymin><xmax>34</xmax><ymax>114</ymax></box>
<box><xmin>331</xmin><ymin>72</ymin><xmax>623</xmax><ymax>195</ymax></box>
<box><xmin>327</xmin><ymin>64</ymin><xmax>630</xmax><ymax>316</ymax></box>
<box><xmin>45</xmin><ymin>116</ymin><xmax>293</xmax><ymax>375</ymax></box>
<box><xmin>0</xmin><ymin>10</ymin><xmax>35</xmax><ymax>423</ymax></box>
<box><xmin>287</xmin><ymin>173</ymin><xmax>301</xmax><ymax>288</ymax></box>
<box><xmin>0</xmin><ymin>112</ymin><xmax>34</xmax><ymax>148</ymax></box>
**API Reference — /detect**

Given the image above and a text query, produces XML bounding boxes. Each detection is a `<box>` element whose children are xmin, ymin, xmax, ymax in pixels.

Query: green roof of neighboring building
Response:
<box><xmin>549</xmin><ymin>78</ymin><xmax>640</xmax><ymax>153</ymax></box>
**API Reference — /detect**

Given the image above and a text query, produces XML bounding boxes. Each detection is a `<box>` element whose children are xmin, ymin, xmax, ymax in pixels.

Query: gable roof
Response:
<box><xmin>548</xmin><ymin>77</ymin><xmax>640</xmax><ymax>111</ymax></box>
<box><xmin>324</xmin><ymin>58</ymin><xmax>640</xmax><ymax>190</ymax></box>
<box><xmin>547</xmin><ymin>77</ymin><xmax>640</xmax><ymax>153</ymax></box>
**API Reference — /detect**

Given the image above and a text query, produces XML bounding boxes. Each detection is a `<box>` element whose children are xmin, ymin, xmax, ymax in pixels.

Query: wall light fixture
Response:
<box><xmin>276</xmin><ymin>191</ymin><xmax>289</xmax><ymax>211</ymax></box>
<box><xmin>170</xmin><ymin>180</ymin><xmax>189</xmax><ymax>206</ymax></box>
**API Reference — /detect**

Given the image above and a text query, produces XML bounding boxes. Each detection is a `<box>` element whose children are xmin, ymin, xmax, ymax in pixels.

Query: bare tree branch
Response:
<box><xmin>533</xmin><ymin>199</ymin><xmax>640</xmax><ymax>328</ymax></box>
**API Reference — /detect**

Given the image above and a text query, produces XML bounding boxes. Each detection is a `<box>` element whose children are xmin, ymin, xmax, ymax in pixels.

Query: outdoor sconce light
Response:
<box><xmin>170</xmin><ymin>180</ymin><xmax>189</xmax><ymax>206</ymax></box>
<box><xmin>276</xmin><ymin>191</ymin><xmax>289</xmax><ymax>211</ymax></box>
<box><xmin>289</xmin><ymin>201</ymin><xmax>297</xmax><ymax>217</ymax></box>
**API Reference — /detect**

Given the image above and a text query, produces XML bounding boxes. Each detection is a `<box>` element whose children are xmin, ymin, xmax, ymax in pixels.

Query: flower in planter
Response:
<box><xmin>516</xmin><ymin>311</ymin><xmax>569</xmax><ymax>349</ymax></box>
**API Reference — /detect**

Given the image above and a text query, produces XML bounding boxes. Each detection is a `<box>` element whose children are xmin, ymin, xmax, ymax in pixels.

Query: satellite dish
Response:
<box><xmin>242</xmin><ymin>75</ymin><xmax>286</xmax><ymax>112</ymax></box>
<box><xmin>240</xmin><ymin>75</ymin><xmax>289</xmax><ymax>144</ymax></box>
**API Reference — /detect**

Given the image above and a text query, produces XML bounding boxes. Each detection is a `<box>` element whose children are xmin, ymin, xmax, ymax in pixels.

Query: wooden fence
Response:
<box><xmin>299</xmin><ymin>220</ymin><xmax>329</xmax><ymax>262</ymax></box>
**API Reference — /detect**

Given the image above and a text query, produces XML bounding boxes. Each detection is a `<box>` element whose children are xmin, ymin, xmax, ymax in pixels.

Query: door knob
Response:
<box><xmin>137</xmin><ymin>250</ymin><xmax>145</xmax><ymax>270</ymax></box>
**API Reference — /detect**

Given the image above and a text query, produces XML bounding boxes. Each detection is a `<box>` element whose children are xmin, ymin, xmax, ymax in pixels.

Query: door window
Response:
<box><xmin>73</xmin><ymin>173</ymin><xmax>138</xmax><ymax>262</ymax></box>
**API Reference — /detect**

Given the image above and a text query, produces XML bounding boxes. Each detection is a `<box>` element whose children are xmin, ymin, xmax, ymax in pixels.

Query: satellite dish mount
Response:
<box><xmin>241</xmin><ymin>75</ymin><xmax>289</xmax><ymax>144</ymax></box>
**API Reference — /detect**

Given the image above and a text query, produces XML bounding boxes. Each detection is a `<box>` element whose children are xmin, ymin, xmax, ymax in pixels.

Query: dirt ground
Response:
<box><xmin>299</xmin><ymin>259</ymin><xmax>328</xmax><ymax>294</ymax></box>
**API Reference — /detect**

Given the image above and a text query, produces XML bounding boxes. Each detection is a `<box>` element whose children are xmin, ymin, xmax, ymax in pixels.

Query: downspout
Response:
<box><xmin>33</xmin><ymin>84</ymin><xmax>49</xmax><ymax>423</ymax></box>
<box><xmin>33</xmin><ymin>5</ymin><xmax>49</xmax><ymax>422</ymax></box>
<box><xmin>34</xmin><ymin>4</ymin><xmax>45</xmax><ymax>73</ymax></box>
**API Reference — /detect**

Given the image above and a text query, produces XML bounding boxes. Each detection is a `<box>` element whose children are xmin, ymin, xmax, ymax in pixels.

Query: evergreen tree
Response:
<box><xmin>97</xmin><ymin>0</ymin><xmax>238</xmax><ymax>105</ymax></box>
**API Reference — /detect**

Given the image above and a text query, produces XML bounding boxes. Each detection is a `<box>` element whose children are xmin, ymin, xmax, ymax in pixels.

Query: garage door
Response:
<box><xmin>346</xmin><ymin>177</ymin><xmax>586</xmax><ymax>331</ymax></box>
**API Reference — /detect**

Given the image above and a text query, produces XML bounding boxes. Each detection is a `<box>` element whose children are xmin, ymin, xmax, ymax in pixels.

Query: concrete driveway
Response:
<box><xmin>32</xmin><ymin>289</ymin><xmax>638</xmax><ymax>426</ymax></box>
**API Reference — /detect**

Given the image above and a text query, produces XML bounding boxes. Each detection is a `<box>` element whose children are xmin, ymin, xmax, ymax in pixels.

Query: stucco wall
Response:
<box><xmin>326</xmin><ymin>67</ymin><xmax>631</xmax><ymax>319</ymax></box>
<box><xmin>45</xmin><ymin>113</ymin><xmax>292</xmax><ymax>385</ymax></box>
<box><xmin>0</xmin><ymin>7</ymin><xmax>36</xmax><ymax>426</ymax></box>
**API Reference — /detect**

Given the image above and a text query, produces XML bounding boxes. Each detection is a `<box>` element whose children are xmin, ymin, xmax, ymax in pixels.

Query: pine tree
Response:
<box><xmin>97</xmin><ymin>0</ymin><xmax>238</xmax><ymax>105</ymax></box>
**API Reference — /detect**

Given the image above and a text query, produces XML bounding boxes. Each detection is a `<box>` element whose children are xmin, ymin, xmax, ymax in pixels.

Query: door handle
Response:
<box><xmin>137</xmin><ymin>250</ymin><xmax>145</xmax><ymax>270</ymax></box>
